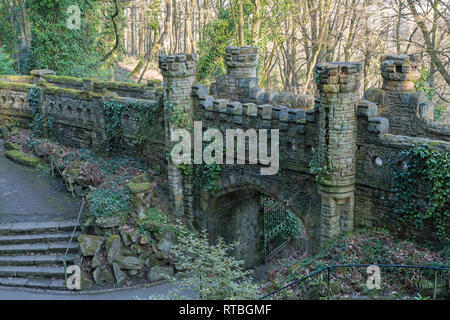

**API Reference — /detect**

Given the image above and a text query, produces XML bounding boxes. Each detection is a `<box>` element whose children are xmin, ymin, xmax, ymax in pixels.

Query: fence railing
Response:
<box><xmin>38</xmin><ymin>147</ymin><xmax>85</xmax><ymax>284</ymax></box>
<box><xmin>258</xmin><ymin>264</ymin><xmax>450</xmax><ymax>300</ymax></box>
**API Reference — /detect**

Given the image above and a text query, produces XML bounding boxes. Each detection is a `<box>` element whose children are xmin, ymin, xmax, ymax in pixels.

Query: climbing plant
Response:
<box><xmin>391</xmin><ymin>143</ymin><xmax>449</xmax><ymax>242</ymax></box>
<box><xmin>104</xmin><ymin>98</ymin><xmax>163</xmax><ymax>152</ymax></box>
<box><xmin>166</xmin><ymin>103</ymin><xmax>191</xmax><ymax>129</ymax></box>
<box><xmin>309</xmin><ymin>146</ymin><xmax>330</xmax><ymax>183</ymax></box>
<box><xmin>193</xmin><ymin>163</ymin><xmax>222</xmax><ymax>194</ymax></box>
<box><xmin>28</xmin><ymin>86</ymin><xmax>44</xmax><ymax>137</ymax></box>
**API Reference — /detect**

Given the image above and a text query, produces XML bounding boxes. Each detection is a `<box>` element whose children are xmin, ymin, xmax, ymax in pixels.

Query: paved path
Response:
<box><xmin>0</xmin><ymin>153</ymin><xmax>80</xmax><ymax>224</ymax></box>
<box><xmin>0</xmin><ymin>282</ymin><xmax>194</xmax><ymax>300</ymax></box>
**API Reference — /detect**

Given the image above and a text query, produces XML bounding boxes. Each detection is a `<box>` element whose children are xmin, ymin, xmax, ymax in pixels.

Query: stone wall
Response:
<box><xmin>1</xmin><ymin>48</ymin><xmax>449</xmax><ymax>264</ymax></box>
<box><xmin>0</xmin><ymin>74</ymin><xmax>166</xmax><ymax>170</ymax></box>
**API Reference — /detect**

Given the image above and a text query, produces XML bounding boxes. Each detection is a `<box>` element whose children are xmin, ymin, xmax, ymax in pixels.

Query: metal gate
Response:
<box><xmin>262</xmin><ymin>195</ymin><xmax>294</xmax><ymax>263</ymax></box>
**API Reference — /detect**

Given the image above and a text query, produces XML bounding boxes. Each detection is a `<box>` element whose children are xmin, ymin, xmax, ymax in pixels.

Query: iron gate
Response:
<box><xmin>262</xmin><ymin>195</ymin><xmax>296</xmax><ymax>263</ymax></box>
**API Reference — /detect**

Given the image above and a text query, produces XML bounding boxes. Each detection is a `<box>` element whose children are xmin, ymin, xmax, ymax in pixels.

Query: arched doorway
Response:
<box><xmin>209</xmin><ymin>188</ymin><xmax>306</xmax><ymax>268</ymax></box>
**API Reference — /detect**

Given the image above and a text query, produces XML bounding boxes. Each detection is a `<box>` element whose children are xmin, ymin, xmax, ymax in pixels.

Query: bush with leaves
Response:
<box><xmin>153</xmin><ymin>229</ymin><xmax>260</xmax><ymax>300</ymax></box>
<box><xmin>0</xmin><ymin>47</ymin><xmax>16</xmax><ymax>75</ymax></box>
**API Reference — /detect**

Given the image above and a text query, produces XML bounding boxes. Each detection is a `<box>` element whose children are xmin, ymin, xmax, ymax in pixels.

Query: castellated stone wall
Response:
<box><xmin>364</xmin><ymin>54</ymin><xmax>449</xmax><ymax>140</ymax></box>
<box><xmin>0</xmin><ymin>74</ymin><xmax>166</xmax><ymax>172</ymax></box>
<box><xmin>0</xmin><ymin>48</ymin><xmax>448</xmax><ymax>258</ymax></box>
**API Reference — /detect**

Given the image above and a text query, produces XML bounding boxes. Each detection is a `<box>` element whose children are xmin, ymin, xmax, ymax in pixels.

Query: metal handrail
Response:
<box><xmin>36</xmin><ymin>145</ymin><xmax>86</xmax><ymax>285</ymax></box>
<box><xmin>258</xmin><ymin>263</ymin><xmax>450</xmax><ymax>300</ymax></box>
<box><xmin>63</xmin><ymin>197</ymin><xmax>85</xmax><ymax>283</ymax></box>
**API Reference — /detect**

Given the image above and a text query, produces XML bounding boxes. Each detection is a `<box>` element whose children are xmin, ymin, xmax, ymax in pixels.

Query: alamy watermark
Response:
<box><xmin>170</xmin><ymin>121</ymin><xmax>279</xmax><ymax>176</ymax></box>
<box><xmin>66</xmin><ymin>5</ymin><xmax>81</xmax><ymax>30</ymax></box>
<box><xmin>66</xmin><ymin>265</ymin><xmax>81</xmax><ymax>290</ymax></box>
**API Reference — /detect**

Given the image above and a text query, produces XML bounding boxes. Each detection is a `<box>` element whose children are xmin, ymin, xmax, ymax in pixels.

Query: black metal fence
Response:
<box><xmin>258</xmin><ymin>264</ymin><xmax>450</xmax><ymax>300</ymax></box>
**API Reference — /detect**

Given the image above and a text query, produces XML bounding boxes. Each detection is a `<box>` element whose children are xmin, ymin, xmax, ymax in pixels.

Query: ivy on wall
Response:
<box><xmin>104</xmin><ymin>98</ymin><xmax>163</xmax><ymax>152</ymax></box>
<box><xmin>391</xmin><ymin>143</ymin><xmax>449</xmax><ymax>242</ymax></box>
<box><xmin>28</xmin><ymin>87</ymin><xmax>44</xmax><ymax>137</ymax></box>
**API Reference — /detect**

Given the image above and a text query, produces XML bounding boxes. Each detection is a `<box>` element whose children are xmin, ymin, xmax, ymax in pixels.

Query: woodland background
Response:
<box><xmin>0</xmin><ymin>0</ymin><xmax>448</xmax><ymax>110</ymax></box>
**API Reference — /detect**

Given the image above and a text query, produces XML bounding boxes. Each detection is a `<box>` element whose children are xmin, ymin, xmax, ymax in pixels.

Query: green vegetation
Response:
<box><xmin>104</xmin><ymin>98</ymin><xmax>163</xmax><ymax>152</ymax></box>
<box><xmin>391</xmin><ymin>143</ymin><xmax>449</xmax><ymax>243</ymax></box>
<box><xmin>0</xmin><ymin>47</ymin><xmax>16</xmax><ymax>75</ymax></box>
<box><xmin>154</xmin><ymin>229</ymin><xmax>260</xmax><ymax>300</ymax></box>
<box><xmin>5</xmin><ymin>149</ymin><xmax>39</xmax><ymax>167</ymax></box>
<box><xmin>87</xmin><ymin>185</ymin><xmax>130</xmax><ymax>218</ymax></box>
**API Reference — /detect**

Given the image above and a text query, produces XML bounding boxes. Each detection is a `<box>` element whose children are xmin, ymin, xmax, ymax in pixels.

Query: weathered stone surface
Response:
<box><xmin>106</xmin><ymin>235</ymin><xmax>121</xmax><ymax>264</ymax></box>
<box><xmin>5</xmin><ymin>150</ymin><xmax>39</xmax><ymax>168</ymax></box>
<box><xmin>78</xmin><ymin>235</ymin><xmax>104</xmax><ymax>257</ymax></box>
<box><xmin>95</xmin><ymin>215</ymin><xmax>121</xmax><ymax>228</ymax></box>
<box><xmin>115</xmin><ymin>255</ymin><xmax>144</xmax><ymax>270</ymax></box>
<box><xmin>93</xmin><ymin>266</ymin><xmax>115</xmax><ymax>285</ymax></box>
<box><xmin>81</xmin><ymin>271</ymin><xmax>94</xmax><ymax>290</ymax></box>
<box><xmin>3</xmin><ymin>142</ymin><xmax>19</xmax><ymax>151</ymax></box>
<box><xmin>91</xmin><ymin>253</ymin><xmax>101</xmax><ymax>268</ymax></box>
<box><xmin>113</xmin><ymin>263</ymin><xmax>126</xmax><ymax>285</ymax></box>
<box><xmin>147</xmin><ymin>266</ymin><xmax>174</xmax><ymax>283</ymax></box>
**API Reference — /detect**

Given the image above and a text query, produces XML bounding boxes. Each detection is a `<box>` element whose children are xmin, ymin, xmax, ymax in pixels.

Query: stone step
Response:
<box><xmin>0</xmin><ymin>232</ymin><xmax>81</xmax><ymax>245</ymax></box>
<box><xmin>0</xmin><ymin>277</ymin><xmax>67</xmax><ymax>290</ymax></box>
<box><xmin>0</xmin><ymin>254</ymin><xmax>77</xmax><ymax>266</ymax></box>
<box><xmin>0</xmin><ymin>221</ymin><xmax>79</xmax><ymax>235</ymax></box>
<box><xmin>0</xmin><ymin>266</ymin><xmax>66</xmax><ymax>279</ymax></box>
<box><xmin>0</xmin><ymin>242</ymin><xmax>79</xmax><ymax>255</ymax></box>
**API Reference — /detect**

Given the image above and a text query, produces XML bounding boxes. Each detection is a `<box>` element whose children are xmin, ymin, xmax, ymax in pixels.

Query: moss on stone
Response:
<box><xmin>0</xmin><ymin>81</ymin><xmax>35</xmax><ymax>92</ymax></box>
<box><xmin>5</xmin><ymin>150</ymin><xmax>39</xmax><ymax>168</ymax></box>
<box><xmin>0</xmin><ymin>76</ymin><xmax>33</xmax><ymax>83</ymax></box>
<box><xmin>43</xmin><ymin>75</ymin><xmax>84</xmax><ymax>84</ymax></box>
<box><xmin>3</xmin><ymin>142</ymin><xmax>20</xmax><ymax>151</ymax></box>
<box><xmin>95</xmin><ymin>80</ymin><xmax>148</xmax><ymax>90</ymax></box>
<box><xmin>39</xmin><ymin>81</ymin><xmax>110</xmax><ymax>99</ymax></box>
<box><xmin>127</xmin><ymin>182</ymin><xmax>152</xmax><ymax>194</ymax></box>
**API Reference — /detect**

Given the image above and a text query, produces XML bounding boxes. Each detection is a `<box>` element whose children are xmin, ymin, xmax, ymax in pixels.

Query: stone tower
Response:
<box><xmin>158</xmin><ymin>53</ymin><xmax>197</xmax><ymax>220</ymax></box>
<box><xmin>213</xmin><ymin>46</ymin><xmax>258</xmax><ymax>101</ymax></box>
<box><xmin>315</xmin><ymin>62</ymin><xmax>362</xmax><ymax>246</ymax></box>
<box><xmin>365</xmin><ymin>54</ymin><xmax>435</xmax><ymax>136</ymax></box>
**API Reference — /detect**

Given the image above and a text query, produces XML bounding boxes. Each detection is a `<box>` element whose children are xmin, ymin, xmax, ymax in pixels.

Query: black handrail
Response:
<box><xmin>37</xmin><ymin>146</ymin><xmax>86</xmax><ymax>287</ymax></box>
<box><xmin>258</xmin><ymin>263</ymin><xmax>450</xmax><ymax>300</ymax></box>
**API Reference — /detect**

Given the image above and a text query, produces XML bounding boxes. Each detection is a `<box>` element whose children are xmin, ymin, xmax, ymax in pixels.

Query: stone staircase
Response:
<box><xmin>0</xmin><ymin>221</ymin><xmax>80</xmax><ymax>290</ymax></box>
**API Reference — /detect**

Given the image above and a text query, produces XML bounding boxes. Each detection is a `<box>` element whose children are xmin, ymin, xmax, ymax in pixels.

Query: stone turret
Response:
<box><xmin>315</xmin><ymin>62</ymin><xmax>362</xmax><ymax>246</ymax></box>
<box><xmin>159</xmin><ymin>53</ymin><xmax>197</xmax><ymax>220</ymax></box>
<box><xmin>381</xmin><ymin>54</ymin><xmax>420</xmax><ymax>92</ymax></box>
<box><xmin>224</xmin><ymin>46</ymin><xmax>258</xmax><ymax>78</ymax></box>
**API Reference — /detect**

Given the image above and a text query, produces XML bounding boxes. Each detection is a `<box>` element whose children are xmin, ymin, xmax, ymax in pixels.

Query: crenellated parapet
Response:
<box><xmin>314</xmin><ymin>62</ymin><xmax>362</xmax><ymax>246</ymax></box>
<box><xmin>158</xmin><ymin>53</ymin><xmax>197</xmax><ymax>78</ymax></box>
<box><xmin>380</xmin><ymin>54</ymin><xmax>420</xmax><ymax>92</ymax></box>
<box><xmin>224</xmin><ymin>46</ymin><xmax>258</xmax><ymax>78</ymax></box>
<box><xmin>364</xmin><ymin>54</ymin><xmax>449</xmax><ymax>140</ymax></box>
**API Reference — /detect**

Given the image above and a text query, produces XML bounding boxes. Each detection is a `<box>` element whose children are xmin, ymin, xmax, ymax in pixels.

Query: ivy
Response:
<box><xmin>166</xmin><ymin>103</ymin><xmax>191</xmax><ymax>129</ymax></box>
<box><xmin>104</xmin><ymin>98</ymin><xmax>163</xmax><ymax>152</ymax></box>
<box><xmin>391</xmin><ymin>143</ymin><xmax>449</xmax><ymax>242</ymax></box>
<box><xmin>193</xmin><ymin>163</ymin><xmax>222</xmax><ymax>194</ymax></box>
<box><xmin>309</xmin><ymin>146</ymin><xmax>330</xmax><ymax>183</ymax></box>
<box><xmin>28</xmin><ymin>86</ymin><xmax>44</xmax><ymax>137</ymax></box>
<box><xmin>104</xmin><ymin>100</ymin><xmax>128</xmax><ymax>152</ymax></box>
<box><xmin>87</xmin><ymin>185</ymin><xmax>130</xmax><ymax>218</ymax></box>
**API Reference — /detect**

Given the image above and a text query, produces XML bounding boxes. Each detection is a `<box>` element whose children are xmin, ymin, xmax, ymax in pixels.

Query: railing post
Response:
<box><xmin>433</xmin><ymin>269</ymin><xmax>438</xmax><ymax>300</ymax></box>
<box><xmin>327</xmin><ymin>266</ymin><xmax>331</xmax><ymax>300</ymax></box>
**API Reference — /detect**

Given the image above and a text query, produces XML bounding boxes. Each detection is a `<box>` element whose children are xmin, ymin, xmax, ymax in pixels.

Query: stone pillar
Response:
<box><xmin>158</xmin><ymin>53</ymin><xmax>197</xmax><ymax>220</ymax></box>
<box><xmin>213</xmin><ymin>46</ymin><xmax>258</xmax><ymax>101</ymax></box>
<box><xmin>30</xmin><ymin>69</ymin><xmax>56</xmax><ymax>84</ymax></box>
<box><xmin>315</xmin><ymin>62</ymin><xmax>362</xmax><ymax>247</ymax></box>
<box><xmin>381</xmin><ymin>54</ymin><xmax>420</xmax><ymax>92</ymax></box>
<box><xmin>225</xmin><ymin>46</ymin><xmax>258</xmax><ymax>78</ymax></box>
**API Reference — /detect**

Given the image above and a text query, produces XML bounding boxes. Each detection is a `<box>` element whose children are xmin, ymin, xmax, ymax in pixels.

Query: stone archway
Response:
<box><xmin>195</xmin><ymin>183</ymin><xmax>315</xmax><ymax>268</ymax></box>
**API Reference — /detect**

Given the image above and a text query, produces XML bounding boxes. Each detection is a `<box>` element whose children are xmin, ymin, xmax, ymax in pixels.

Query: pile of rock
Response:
<box><xmin>77</xmin><ymin>218</ymin><xmax>177</xmax><ymax>289</ymax></box>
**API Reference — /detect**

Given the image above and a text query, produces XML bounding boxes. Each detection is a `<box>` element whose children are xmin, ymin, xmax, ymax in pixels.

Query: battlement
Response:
<box><xmin>224</xmin><ymin>46</ymin><xmax>258</xmax><ymax>78</ymax></box>
<box><xmin>158</xmin><ymin>53</ymin><xmax>197</xmax><ymax>78</ymax></box>
<box><xmin>380</xmin><ymin>54</ymin><xmax>420</xmax><ymax>92</ymax></box>
<box><xmin>315</xmin><ymin>62</ymin><xmax>362</xmax><ymax>93</ymax></box>
<box><xmin>193</xmin><ymin>84</ymin><xmax>309</xmax><ymax>126</ymax></box>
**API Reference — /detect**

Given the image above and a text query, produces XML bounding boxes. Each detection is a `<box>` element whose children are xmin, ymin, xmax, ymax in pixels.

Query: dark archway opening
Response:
<box><xmin>211</xmin><ymin>188</ymin><xmax>306</xmax><ymax>268</ymax></box>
